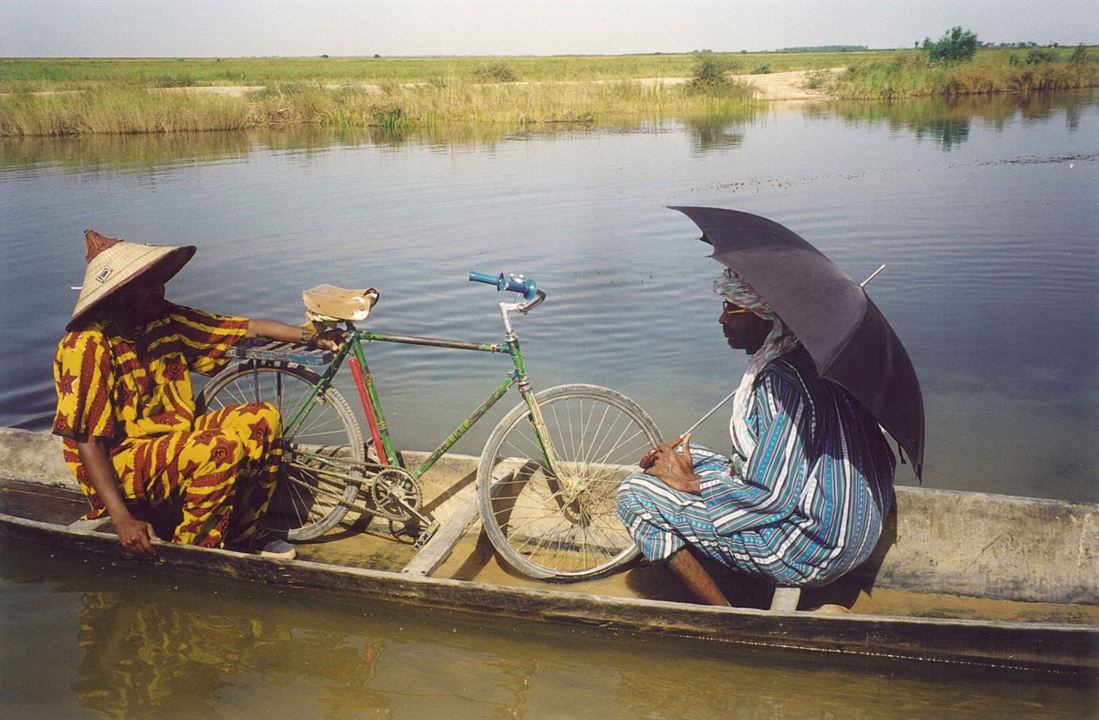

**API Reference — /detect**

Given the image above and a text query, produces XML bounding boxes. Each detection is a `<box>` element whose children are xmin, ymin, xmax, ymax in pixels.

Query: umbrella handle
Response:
<box><xmin>639</xmin><ymin>388</ymin><xmax>740</xmax><ymax>469</ymax></box>
<box><xmin>682</xmin><ymin>388</ymin><xmax>739</xmax><ymax>437</ymax></box>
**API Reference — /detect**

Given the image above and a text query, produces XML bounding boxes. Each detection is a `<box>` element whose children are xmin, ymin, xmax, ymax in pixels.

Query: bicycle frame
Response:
<box><xmin>281</xmin><ymin>315</ymin><xmax>556</xmax><ymax>487</ymax></box>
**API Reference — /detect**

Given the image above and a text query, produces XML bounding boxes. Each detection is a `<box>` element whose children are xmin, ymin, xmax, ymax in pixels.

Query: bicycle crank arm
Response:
<box><xmin>391</xmin><ymin>496</ymin><xmax>434</xmax><ymax>528</ymax></box>
<box><xmin>414</xmin><ymin>519</ymin><xmax>441</xmax><ymax>549</ymax></box>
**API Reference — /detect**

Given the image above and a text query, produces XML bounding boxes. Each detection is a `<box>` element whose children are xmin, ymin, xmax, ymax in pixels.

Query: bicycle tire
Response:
<box><xmin>477</xmin><ymin>384</ymin><xmax>662</xmax><ymax>581</ymax></box>
<box><xmin>198</xmin><ymin>363</ymin><xmax>365</xmax><ymax>541</ymax></box>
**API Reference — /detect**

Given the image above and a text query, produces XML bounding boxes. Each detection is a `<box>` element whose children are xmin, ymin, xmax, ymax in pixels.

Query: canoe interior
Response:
<box><xmin>3</xmin><ymin>475</ymin><xmax>1096</xmax><ymax>629</ymax></box>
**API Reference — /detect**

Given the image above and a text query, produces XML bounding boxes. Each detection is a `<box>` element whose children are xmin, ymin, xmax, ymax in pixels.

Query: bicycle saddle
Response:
<box><xmin>302</xmin><ymin>284</ymin><xmax>379</xmax><ymax>322</ymax></box>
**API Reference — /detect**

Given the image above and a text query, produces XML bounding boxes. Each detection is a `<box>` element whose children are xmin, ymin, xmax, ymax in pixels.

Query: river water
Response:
<box><xmin>1</xmin><ymin>91</ymin><xmax>1097</xmax><ymax>716</ymax></box>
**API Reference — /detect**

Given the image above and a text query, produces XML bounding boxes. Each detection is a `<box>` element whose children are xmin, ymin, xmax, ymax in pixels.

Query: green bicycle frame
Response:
<box><xmin>283</xmin><ymin>325</ymin><xmax>554</xmax><ymax>483</ymax></box>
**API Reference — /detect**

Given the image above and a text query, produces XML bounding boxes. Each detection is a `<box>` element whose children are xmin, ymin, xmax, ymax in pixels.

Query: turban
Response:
<box><xmin>713</xmin><ymin>269</ymin><xmax>778</xmax><ymax>320</ymax></box>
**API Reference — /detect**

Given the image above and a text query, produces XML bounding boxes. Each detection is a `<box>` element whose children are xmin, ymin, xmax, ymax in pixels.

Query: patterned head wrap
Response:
<box><xmin>714</xmin><ymin>269</ymin><xmax>799</xmax><ymax>461</ymax></box>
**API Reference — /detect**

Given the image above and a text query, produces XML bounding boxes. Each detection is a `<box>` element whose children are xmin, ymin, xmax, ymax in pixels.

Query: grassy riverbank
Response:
<box><xmin>822</xmin><ymin>46</ymin><xmax>1098</xmax><ymax>99</ymax></box>
<box><xmin>1</xmin><ymin>48</ymin><xmax>1095</xmax><ymax>136</ymax></box>
<box><xmin>0</xmin><ymin>79</ymin><xmax>758</xmax><ymax>136</ymax></box>
<box><xmin>0</xmin><ymin>51</ymin><xmax>872</xmax><ymax>90</ymax></box>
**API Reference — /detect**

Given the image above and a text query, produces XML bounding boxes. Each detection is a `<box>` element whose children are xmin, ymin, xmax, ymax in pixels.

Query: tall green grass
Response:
<box><xmin>0</xmin><ymin>88</ymin><xmax>253</xmax><ymax>135</ymax></box>
<box><xmin>2</xmin><ymin>48</ymin><xmax>1094</xmax><ymax>136</ymax></box>
<box><xmin>0</xmin><ymin>80</ymin><xmax>761</xmax><ymax>136</ymax></box>
<box><xmin>825</xmin><ymin>48</ymin><xmax>1098</xmax><ymax>99</ymax></box>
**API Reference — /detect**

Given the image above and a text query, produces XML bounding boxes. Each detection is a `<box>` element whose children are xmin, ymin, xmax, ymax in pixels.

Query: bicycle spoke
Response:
<box><xmin>479</xmin><ymin>386</ymin><xmax>660</xmax><ymax>579</ymax></box>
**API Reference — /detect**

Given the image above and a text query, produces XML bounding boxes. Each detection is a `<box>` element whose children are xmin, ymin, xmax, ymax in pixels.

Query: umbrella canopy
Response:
<box><xmin>671</xmin><ymin>206</ymin><xmax>924</xmax><ymax>480</ymax></box>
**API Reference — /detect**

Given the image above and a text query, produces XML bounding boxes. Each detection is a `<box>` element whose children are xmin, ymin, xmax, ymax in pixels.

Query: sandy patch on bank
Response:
<box><xmin>158</xmin><ymin>85</ymin><xmax>266</xmax><ymax>95</ymax></box>
<box><xmin>157</xmin><ymin>68</ymin><xmax>841</xmax><ymax>101</ymax></box>
<box><xmin>10</xmin><ymin>69</ymin><xmax>842</xmax><ymax>102</ymax></box>
<box><xmin>631</xmin><ymin>68</ymin><xmax>841</xmax><ymax>101</ymax></box>
<box><xmin>734</xmin><ymin>68</ymin><xmax>842</xmax><ymax>101</ymax></box>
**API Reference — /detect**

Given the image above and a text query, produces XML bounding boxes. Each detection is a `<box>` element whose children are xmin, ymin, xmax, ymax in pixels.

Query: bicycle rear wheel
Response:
<box><xmin>198</xmin><ymin>364</ymin><xmax>365</xmax><ymax>541</ymax></box>
<box><xmin>477</xmin><ymin>384</ymin><xmax>661</xmax><ymax>581</ymax></box>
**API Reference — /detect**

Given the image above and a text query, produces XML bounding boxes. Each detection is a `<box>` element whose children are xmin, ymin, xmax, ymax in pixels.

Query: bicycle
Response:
<box><xmin>197</xmin><ymin>272</ymin><xmax>662</xmax><ymax>581</ymax></box>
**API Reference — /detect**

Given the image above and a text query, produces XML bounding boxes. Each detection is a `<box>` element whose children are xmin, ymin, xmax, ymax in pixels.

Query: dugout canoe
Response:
<box><xmin>1</xmin><ymin>427</ymin><xmax>1096</xmax><ymax>676</ymax></box>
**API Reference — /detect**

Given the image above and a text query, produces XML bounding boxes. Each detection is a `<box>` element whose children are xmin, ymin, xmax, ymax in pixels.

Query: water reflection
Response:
<box><xmin>3</xmin><ymin>90</ymin><xmax>1092</xmax><ymax>172</ymax></box>
<box><xmin>683</xmin><ymin>113</ymin><xmax>749</xmax><ymax>154</ymax></box>
<box><xmin>0</xmin><ymin>121</ymin><xmax>664</xmax><ymax>174</ymax></box>
<box><xmin>9</xmin><ymin>559</ymin><xmax>1090</xmax><ymax>720</ymax></box>
<box><xmin>806</xmin><ymin>89</ymin><xmax>1095</xmax><ymax>149</ymax></box>
<box><xmin>70</xmin><ymin>586</ymin><xmax>389</xmax><ymax>719</ymax></box>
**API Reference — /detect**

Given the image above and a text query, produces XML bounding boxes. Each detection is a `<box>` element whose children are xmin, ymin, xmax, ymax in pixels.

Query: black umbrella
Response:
<box><xmin>671</xmin><ymin>206</ymin><xmax>924</xmax><ymax>480</ymax></box>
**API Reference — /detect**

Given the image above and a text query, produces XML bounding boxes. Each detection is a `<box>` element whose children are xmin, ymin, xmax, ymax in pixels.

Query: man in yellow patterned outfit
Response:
<box><xmin>53</xmin><ymin>231</ymin><xmax>336</xmax><ymax>560</ymax></box>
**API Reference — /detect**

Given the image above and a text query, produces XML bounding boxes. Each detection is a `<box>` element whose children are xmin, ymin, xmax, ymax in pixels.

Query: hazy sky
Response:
<box><xmin>2</xmin><ymin>0</ymin><xmax>1096</xmax><ymax>58</ymax></box>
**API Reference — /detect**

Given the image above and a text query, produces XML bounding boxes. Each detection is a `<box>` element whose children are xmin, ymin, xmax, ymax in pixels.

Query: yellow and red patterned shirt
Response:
<box><xmin>52</xmin><ymin>303</ymin><xmax>249</xmax><ymax>511</ymax></box>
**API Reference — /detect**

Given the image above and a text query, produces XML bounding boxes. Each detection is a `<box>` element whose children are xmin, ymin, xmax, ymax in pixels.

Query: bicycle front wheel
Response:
<box><xmin>477</xmin><ymin>384</ymin><xmax>662</xmax><ymax>581</ymax></box>
<box><xmin>198</xmin><ymin>364</ymin><xmax>366</xmax><ymax>541</ymax></box>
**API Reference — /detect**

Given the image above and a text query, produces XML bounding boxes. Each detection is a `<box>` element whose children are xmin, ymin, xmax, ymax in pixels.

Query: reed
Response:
<box><xmin>824</xmin><ymin>48</ymin><xmax>1098</xmax><ymax>99</ymax></box>
<box><xmin>0</xmin><ymin>87</ymin><xmax>253</xmax><ymax>135</ymax></box>
<box><xmin>0</xmin><ymin>80</ymin><xmax>760</xmax><ymax>136</ymax></box>
<box><xmin>3</xmin><ymin>48</ymin><xmax>1093</xmax><ymax>136</ymax></box>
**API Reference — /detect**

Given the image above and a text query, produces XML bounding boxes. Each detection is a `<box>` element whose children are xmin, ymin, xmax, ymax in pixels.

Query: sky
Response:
<box><xmin>1</xmin><ymin>0</ymin><xmax>1096</xmax><ymax>58</ymax></box>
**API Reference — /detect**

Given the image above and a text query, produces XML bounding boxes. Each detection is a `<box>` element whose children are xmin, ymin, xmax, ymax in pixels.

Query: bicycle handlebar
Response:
<box><xmin>469</xmin><ymin>271</ymin><xmax>539</xmax><ymax>301</ymax></box>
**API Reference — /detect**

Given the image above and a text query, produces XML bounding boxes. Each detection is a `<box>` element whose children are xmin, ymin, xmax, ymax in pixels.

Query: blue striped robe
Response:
<box><xmin>617</xmin><ymin>348</ymin><xmax>895</xmax><ymax>586</ymax></box>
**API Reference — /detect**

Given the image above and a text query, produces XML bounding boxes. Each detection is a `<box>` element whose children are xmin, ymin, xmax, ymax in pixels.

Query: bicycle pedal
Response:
<box><xmin>414</xmin><ymin>519</ymin><xmax>440</xmax><ymax>549</ymax></box>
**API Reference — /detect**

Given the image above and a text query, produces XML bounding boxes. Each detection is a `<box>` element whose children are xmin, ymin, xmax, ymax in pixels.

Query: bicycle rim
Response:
<box><xmin>478</xmin><ymin>384</ymin><xmax>661</xmax><ymax>581</ymax></box>
<box><xmin>199</xmin><ymin>364</ymin><xmax>365</xmax><ymax>541</ymax></box>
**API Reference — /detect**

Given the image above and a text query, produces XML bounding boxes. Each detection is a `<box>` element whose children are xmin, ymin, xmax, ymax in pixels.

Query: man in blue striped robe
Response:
<box><xmin>616</xmin><ymin>270</ymin><xmax>895</xmax><ymax>605</ymax></box>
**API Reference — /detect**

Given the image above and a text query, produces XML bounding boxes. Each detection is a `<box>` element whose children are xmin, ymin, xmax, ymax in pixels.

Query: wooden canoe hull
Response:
<box><xmin>2</xmin><ymin>511</ymin><xmax>1096</xmax><ymax>676</ymax></box>
<box><xmin>1</xmin><ymin>427</ymin><xmax>1096</xmax><ymax>675</ymax></box>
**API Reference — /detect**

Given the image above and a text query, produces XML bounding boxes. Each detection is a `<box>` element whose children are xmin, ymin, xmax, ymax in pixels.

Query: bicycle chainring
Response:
<box><xmin>370</xmin><ymin>467</ymin><xmax>422</xmax><ymax>522</ymax></box>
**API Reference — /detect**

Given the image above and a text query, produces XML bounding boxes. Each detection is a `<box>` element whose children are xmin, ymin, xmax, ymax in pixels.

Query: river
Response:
<box><xmin>1</xmin><ymin>90</ymin><xmax>1097</xmax><ymax>717</ymax></box>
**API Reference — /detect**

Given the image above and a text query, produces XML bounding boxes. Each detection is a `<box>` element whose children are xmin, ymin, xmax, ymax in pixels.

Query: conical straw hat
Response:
<box><xmin>67</xmin><ymin>230</ymin><xmax>195</xmax><ymax>331</ymax></box>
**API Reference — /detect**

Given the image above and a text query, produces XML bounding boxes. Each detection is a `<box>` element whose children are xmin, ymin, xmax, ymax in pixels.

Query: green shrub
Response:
<box><xmin>152</xmin><ymin>74</ymin><xmax>196</xmax><ymax>88</ymax></box>
<box><xmin>470</xmin><ymin>61</ymin><xmax>517</xmax><ymax>83</ymax></box>
<box><xmin>752</xmin><ymin>64</ymin><xmax>772</xmax><ymax>74</ymax></box>
<box><xmin>1023</xmin><ymin>47</ymin><xmax>1059</xmax><ymax>65</ymax></box>
<box><xmin>922</xmin><ymin>26</ymin><xmax>979</xmax><ymax>63</ymax></box>
<box><xmin>688</xmin><ymin>52</ymin><xmax>735</xmax><ymax>93</ymax></box>
<box><xmin>804</xmin><ymin>68</ymin><xmax>832</xmax><ymax>89</ymax></box>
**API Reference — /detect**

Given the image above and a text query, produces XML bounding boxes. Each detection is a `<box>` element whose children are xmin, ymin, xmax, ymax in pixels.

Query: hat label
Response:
<box><xmin>95</xmin><ymin>267</ymin><xmax>113</xmax><ymax>284</ymax></box>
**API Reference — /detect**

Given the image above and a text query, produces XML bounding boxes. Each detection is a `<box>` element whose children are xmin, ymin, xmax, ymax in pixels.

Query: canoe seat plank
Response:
<box><xmin>770</xmin><ymin>586</ymin><xmax>801</xmax><ymax>612</ymax></box>
<box><xmin>401</xmin><ymin>465</ymin><xmax>513</xmax><ymax>577</ymax></box>
<box><xmin>67</xmin><ymin>516</ymin><xmax>112</xmax><ymax>533</ymax></box>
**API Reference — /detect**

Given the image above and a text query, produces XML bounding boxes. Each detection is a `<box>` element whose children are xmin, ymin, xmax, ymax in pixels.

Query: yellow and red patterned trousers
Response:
<box><xmin>105</xmin><ymin>403</ymin><xmax>282</xmax><ymax>547</ymax></box>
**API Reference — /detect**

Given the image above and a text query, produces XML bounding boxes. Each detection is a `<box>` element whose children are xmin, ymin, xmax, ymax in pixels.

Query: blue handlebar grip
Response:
<box><xmin>469</xmin><ymin>271</ymin><xmax>503</xmax><ymax>287</ymax></box>
<box><xmin>469</xmin><ymin>271</ymin><xmax>538</xmax><ymax>300</ymax></box>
